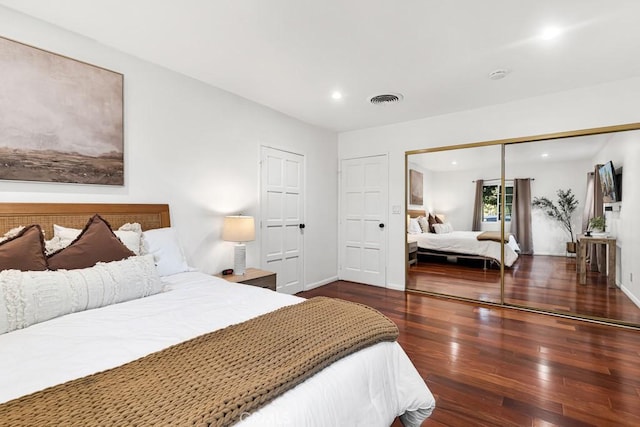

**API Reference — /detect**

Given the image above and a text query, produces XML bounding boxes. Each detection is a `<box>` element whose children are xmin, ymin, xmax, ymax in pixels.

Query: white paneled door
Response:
<box><xmin>260</xmin><ymin>147</ymin><xmax>304</xmax><ymax>294</ymax></box>
<box><xmin>339</xmin><ymin>155</ymin><xmax>388</xmax><ymax>287</ymax></box>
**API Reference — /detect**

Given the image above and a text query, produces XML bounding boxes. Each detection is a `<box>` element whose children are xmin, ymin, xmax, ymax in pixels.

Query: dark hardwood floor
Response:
<box><xmin>408</xmin><ymin>254</ymin><xmax>640</xmax><ymax>325</ymax></box>
<box><xmin>299</xmin><ymin>281</ymin><xmax>640</xmax><ymax>427</ymax></box>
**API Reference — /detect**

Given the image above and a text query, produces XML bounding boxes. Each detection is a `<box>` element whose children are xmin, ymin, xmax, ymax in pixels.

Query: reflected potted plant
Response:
<box><xmin>532</xmin><ymin>189</ymin><xmax>579</xmax><ymax>253</ymax></box>
<box><xmin>588</xmin><ymin>216</ymin><xmax>606</xmax><ymax>234</ymax></box>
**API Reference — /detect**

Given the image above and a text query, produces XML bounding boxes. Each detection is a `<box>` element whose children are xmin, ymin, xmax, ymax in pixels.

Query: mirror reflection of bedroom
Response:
<box><xmin>406</xmin><ymin>127</ymin><xmax>640</xmax><ymax>326</ymax></box>
<box><xmin>406</xmin><ymin>144</ymin><xmax>503</xmax><ymax>303</ymax></box>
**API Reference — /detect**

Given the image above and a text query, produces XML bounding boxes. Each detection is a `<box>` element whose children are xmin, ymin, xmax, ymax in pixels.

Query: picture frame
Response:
<box><xmin>409</xmin><ymin>169</ymin><xmax>424</xmax><ymax>205</ymax></box>
<box><xmin>0</xmin><ymin>36</ymin><xmax>124</xmax><ymax>185</ymax></box>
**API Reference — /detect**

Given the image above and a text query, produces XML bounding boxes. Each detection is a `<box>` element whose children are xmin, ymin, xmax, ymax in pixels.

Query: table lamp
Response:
<box><xmin>222</xmin><ymin>215</ymin><xmax>255</xmax><ymax>275</ymax></box>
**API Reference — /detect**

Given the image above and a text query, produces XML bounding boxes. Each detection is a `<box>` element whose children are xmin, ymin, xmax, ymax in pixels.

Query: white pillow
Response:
<box><xmin>417</xmin><ymin>216</ymin><xmax>431</xmax><ymax>233</ymax></box>
<box><xmin>0</xmin><ymin>226</ymin><xmax>26</xmax><ymax>244</ymax></box>
<box><xmin>53</xmin><ymin>223</ymin><xmax>143</xmax><ymax>255</ymax></box>
<box><xmin>433</xmin><ymin>222</ymin><xmax>454</xmax><ymax>234</ymax></box>
<box><xmin>142</xmin><ymin>227</ymin><xmax>190</xmax><ymax>276</ymax></box>
<box><xmin>408</xmin><ymin>218</ymin><xmax>422</xmax><ymax>235</ymax></box>
<box><xmin>0</xmin><ymin>255</ymin><xmax>162</xmax><ymax>335</ymax></box>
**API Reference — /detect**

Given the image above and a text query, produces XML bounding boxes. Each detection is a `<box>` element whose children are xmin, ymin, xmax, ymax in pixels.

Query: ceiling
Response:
<box><xmin>2</xmin><ymin>0</ymin><xmax>640</xmax><ymax>132</ymax></box>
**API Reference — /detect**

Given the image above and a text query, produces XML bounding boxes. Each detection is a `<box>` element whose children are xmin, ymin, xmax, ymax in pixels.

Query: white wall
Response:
<box><xmin>431</xmin><ymin>167</ymin><xmax>491</xmax><ymax>231</ymax></box>
<box><xmin>339</xmin><ymin>75</ymin><xmax>640</xmax><ymax>291</ymax></box>
<box><xmin>0</xmin><ymin>6</ymin><xmax>339</xmax><ymax>288</ymax></box>
<box><xmin>506</xmin><ymin>157</ymin><xmax>590</xmax><ymax>255</ymax></box>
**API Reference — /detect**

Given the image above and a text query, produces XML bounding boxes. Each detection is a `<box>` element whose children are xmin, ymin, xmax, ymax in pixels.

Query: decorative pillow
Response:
<box><xmin>116</xmin><ymin>222</ymin><xmax>144</xmax><ymax>255</ymax></box>
<box><xmin>0</xmin><ymin>226</ymin><xmax>26</xmax><ymax>244</ymax></box>
<box><xmin>417</xmin><ymin>216</ymin><xmax>430</xmax><ymax>233</ymax></box>
<box><xmin>53</xmin><ymin>222</ymin><xmax>143</xmax><ymax>255</ymax></box>
<box><xmin>433</xmin><ymin>222</ymin><xmax>454</xmax><ymax>234</ymax></box>
<box><xmin>0</xmin><ymin>225</ymin><xmax>47</xmax><ymax>272</ymax></box>
<box><xmin>408</xmin><ymin>218</ymin><xmax>422</xmax><ymax>235</ymax></box>
<box><xmin>47</xmin><ymin>215</ymin><xmax>135</xmax><ymax>270</ymax></box>
<box><xmin>142</xmin><ymin>227</ymin><xmax>190</xmax><ymax>276</ymax></box>
<box><xmin>427</xmin><ymin>214</ymin><xmax>438</xmax><ymax>233</ymax></box>
<box><xmin>0</xmin><ymin>255</ymin><xmax>162</xmax><ymax>334</ymax></box>
<box><xmin>434</xmin><ymin>214</ymin><xmax>445</xmax><ymax>224</ymax></box>
<box><xmin>44</xmin><ymin>236</ymin><xmax>69</xmax><ymax>256</ymax></box>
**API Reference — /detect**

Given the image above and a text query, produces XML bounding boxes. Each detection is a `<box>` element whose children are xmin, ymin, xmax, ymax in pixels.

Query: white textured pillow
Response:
<box><xmin>408</xmin><ymin>218</ymin><xmax>422</xmax><ymax>235</ymax></box>
<box><xmin>433</xmin><ymin>223</ymin><xmax>454</xmax><ymax>234</ymax></box>
<box><xmin>142</xmin><ymin>227</ymin><xmax>190</xmax><ymax>276</ymax></box>
<box><xmin>0</xmin><ymin>226</ymin><xmax>26</xmax><ymax>244</ymax></box>
<box><xmin>0</xmin><ymin>254</ymin><xmax>162</xmax><ymax>335</ymax></box>
<box><xmin>53</xmin><ymin>223</ymin><xmax>143</xmax><ymax>255</ymax></box>
<box><xmin>417</xmin><ymin>216</ymin><xmax>430</xmax><ymax>233</ymax></box>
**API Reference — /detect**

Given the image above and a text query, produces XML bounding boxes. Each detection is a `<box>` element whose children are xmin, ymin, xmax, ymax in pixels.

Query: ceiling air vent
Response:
<box><xmin>369</xmin><ymin>93</ymin><xmax>404</xmax><ymax>105</ymax></box>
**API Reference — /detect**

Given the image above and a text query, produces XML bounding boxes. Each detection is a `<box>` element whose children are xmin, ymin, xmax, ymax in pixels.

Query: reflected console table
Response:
<box><xmin>576</xmin><ymin>234</ymin><xmax>616</xmax><ymax>288</ymax></box>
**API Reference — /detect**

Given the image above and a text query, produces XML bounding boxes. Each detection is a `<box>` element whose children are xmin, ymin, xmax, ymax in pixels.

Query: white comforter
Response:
<box><xmin>0</xmin><ymin>272</ymin><xmax>435</xmax><ymax>426</ymax></box>
<box><xmin>409</xmin><ymin>230</ymin><xmax>520</xmax><ymax>267</ymax></box>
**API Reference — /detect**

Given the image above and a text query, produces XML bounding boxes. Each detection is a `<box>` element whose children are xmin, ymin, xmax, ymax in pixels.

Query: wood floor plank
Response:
<box><xmin>408</xmin><ymin>254</ymin><xmax>640</xmax><ymax>325</ymax></box>
<box><xmin>298</xmin><ymin>281</ymin><xmax>640</xmax><ymax>427</ymax></box>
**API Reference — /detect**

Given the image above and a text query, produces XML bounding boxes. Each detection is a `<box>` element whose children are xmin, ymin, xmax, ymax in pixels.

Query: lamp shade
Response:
<box><xmin>222</xmin><ymin>216</ymin><xmax>255</xmax><ymax>242</ymax></box>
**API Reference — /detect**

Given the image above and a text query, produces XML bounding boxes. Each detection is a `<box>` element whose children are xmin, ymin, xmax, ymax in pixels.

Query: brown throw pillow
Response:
<box><xmin>427</xmin><ymin>214</ymin><xmax>438</xmax><ymax>233</ymax></box>
<box><xmin>434</xmin><ymin>214</ymin><xmax>444</xmax><ymax>224</ymax></box>
<box><xmin>0</xmin><ymin>225</ymin><xmax>47</xmax><ymax>271</ymax></box>
<box><xmin>47</xmin><ymin>214</ymin><xmax>135</xmax><ymax>270</ymax></box>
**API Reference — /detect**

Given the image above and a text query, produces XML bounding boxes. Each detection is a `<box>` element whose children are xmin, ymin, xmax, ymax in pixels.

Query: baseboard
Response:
<box><xmin>532</xmin><ymin>252</ymin><xmax>568</xmax><ymax>257</ymax></box>
<box><xmin>305</xmin><ymin>277</ymin><xmax>404</xmax><ymax>291</ymax></box>
<box><xmin>621</xmin><ymin>284</ymin><xmax>640</xmax><ymax>309</ymax></box>
<box><xmin>387</xmin><ymin>282</ymin><xmax>405</xmax><ymax>291</ymax></box>
<box><xmin>304</xmin><ymin>276</ymin><xmax>338</xmax><ymax>291</ymax></box>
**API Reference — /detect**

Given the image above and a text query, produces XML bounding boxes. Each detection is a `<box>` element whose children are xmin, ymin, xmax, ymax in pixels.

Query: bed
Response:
<box><xmin>408</xmin><ymin>209</ymin><xmax>520</xmax><ymax>268</ymax></box>
<box><xmin>0</xmin><ymin>203</ymin><xmax>435</xmax><ymax>426</ymax></box>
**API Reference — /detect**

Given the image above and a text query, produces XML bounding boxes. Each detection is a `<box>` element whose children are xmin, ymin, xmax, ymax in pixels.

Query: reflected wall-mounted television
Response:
<box><xmin>598</xmin><ymin>161</ymin><xmax>621</xmax><ymax>202</ymax></box>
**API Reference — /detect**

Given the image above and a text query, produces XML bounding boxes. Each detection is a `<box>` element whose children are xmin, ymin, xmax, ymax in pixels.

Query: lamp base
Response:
<box><xmin>233</xmin><ymin>243</ymin><xmax>247</xmax><ymax>275</ymax></box>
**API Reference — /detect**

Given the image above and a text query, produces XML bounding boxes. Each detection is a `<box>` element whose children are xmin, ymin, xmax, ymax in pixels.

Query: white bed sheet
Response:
<box><xmin>410</xmin><ymin>230</ymin><xmax>519</xmax><ymax>267</ymax></box>
<box><xmin>0</xmin><ymin>271</ymin><xmax>435</xmax><ymax>426</ymax></box>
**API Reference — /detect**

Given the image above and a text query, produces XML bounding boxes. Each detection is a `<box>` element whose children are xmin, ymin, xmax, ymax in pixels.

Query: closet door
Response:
<box><xmin>261</xmin><ymin>146</ymin><xmax>304</xmax><ymax>294</ymax></box>
<box><xmin>339</xmin><ymin>155</ymin><xmax>388</xmax><ymax>287</ymax></box>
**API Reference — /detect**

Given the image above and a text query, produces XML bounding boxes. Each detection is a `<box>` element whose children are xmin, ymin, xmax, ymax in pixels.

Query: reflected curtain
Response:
<box><xmin>511</xmin><ymin>178</ymin><xmax>533</xmax><ymax>254</ymax></box>
<box><xmin>583</xmin><ymin>167</ymin><xmax>605</xmax><ymax>272</ymax></box>
<box><xmin>472</xmin><ymin>179</ymin><xmax>483</xmax><ymax>231</ymax></box>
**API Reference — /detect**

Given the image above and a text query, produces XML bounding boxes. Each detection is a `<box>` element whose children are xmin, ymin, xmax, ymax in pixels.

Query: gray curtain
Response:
<box><xmin>511</xmin><ymin>178</ymin><xmax>533</xmax><ymax>254</ymax></box>
<box><xmin>472</xmin><ymin>179</ymin><xmax>483</xmax><ymax>231</ymax></box>
<box><xmin>583</xmin><ymin>167</ymin><xmax>605</xmax><ymax>272</ymax></box>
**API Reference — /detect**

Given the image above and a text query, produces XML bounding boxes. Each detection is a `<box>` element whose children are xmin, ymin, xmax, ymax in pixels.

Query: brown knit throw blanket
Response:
<box><xmin>0</xmin><ymin>297</ymin><xmax>398</xmax><ymax>426</ymax></box>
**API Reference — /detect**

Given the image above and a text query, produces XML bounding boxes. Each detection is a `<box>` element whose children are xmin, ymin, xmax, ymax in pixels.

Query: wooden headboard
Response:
<box><xmin>0</xmin><ymin>203</ymin><xmax>170</xmax><ymax>237</ymax></box>
<box><xmin>408</xmin><ymin>209</ymin><xmax>426</xmax><ymax>218</ymax></box>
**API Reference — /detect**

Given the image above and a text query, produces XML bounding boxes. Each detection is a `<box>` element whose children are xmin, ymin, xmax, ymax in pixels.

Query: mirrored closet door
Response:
<box><xmin>406</xmin><ymin>124</ymin><xmax>640</xmax><ymax>327</ymax></box>
<box><xmin>503</xmin><ymin>130</ymin><xmax>640</xmax><ymax>325</ymax></box>
<box><xmin>406</xmin><ymin>144</ymin><xmax>502</xmax><ymax>304</ymax></box>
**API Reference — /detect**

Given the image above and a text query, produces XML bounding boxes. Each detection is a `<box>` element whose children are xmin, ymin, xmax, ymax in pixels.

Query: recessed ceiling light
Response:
<box><xmin>539</xmin><ymin>26</ymin><xmax>562</xmax><ymax>40</ymax></box>
<box><xmin>541</xmin><ymin>153</ymin><xmax>549</xmax><ymax>158</ymax></box>
<box><xmin>451</xmin><ymin>161</ymin><xmax>458</xmax><ymax>165</ymax></box>
<box><xmin>331</xmin><ymin>91</ymin><xmax>342</xmax><ymax>100</ymax></box>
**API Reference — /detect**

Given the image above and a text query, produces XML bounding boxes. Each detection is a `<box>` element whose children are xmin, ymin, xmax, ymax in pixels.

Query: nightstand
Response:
<box><xmin>215</xmin><ymin>268</ymin><xmax>277</xmax><ymax>291</ymax></box>
<box><xmin>408</xmin><ymin>241</ymin><xmax>418</xmax><ymax>267</ymax></box>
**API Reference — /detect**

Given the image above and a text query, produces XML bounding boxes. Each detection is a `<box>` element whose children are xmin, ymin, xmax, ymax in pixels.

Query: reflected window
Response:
<box><xmin>482</xmin><ymin>182</ymin><xmax>512</xmax><ymax>222</ymax></box>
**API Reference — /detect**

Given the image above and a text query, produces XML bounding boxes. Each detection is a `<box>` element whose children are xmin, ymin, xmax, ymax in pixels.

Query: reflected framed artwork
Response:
<box><xmin>0</xmin><ymin>36</ymin><xmax>124</xmax><ymax>185</ymax></box>
<box><xmin>409</xmin><ymin>169</ymin><xmax>424</xmax><ymax>205</ymax></box>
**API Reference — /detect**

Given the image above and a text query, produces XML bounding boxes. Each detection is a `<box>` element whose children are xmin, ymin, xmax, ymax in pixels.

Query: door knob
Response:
<box><xmin>379</xmin><ymin>223</ymin><xmax>385</xmax><ymax>228</ymax></box>
<box><xmin>299</xmin><ymin>224</ymin><xmax>306</xmax><ymax>229</ymax></box>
